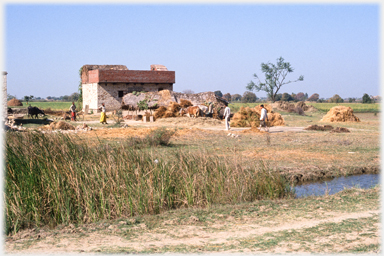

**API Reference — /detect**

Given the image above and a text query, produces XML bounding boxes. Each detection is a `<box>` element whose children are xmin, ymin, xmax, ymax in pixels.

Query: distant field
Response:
<box><xmin>306</xmin><ymin>102</ymin><xmax>380</xmax><ymax>113</ymax></box>
<box><xmin>14</xmin><ymin>101</ymin><xmax>73</xmax><ymax>110</ymax></box>
<box><xmin>229</xmin><ymin>102</ymin><xmax>380</xmax><ymax>113</ymax></box>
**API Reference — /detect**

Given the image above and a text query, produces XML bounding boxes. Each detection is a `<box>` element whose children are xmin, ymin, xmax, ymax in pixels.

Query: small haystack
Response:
<box><xmin>320</xmin><ymin>106</ymin><xmax>360</xmax><ymax>122</ymax></box>
<box><xmin>231</xmin><ymin>107</ymin><xmax>260</xmax><ymax>127</ymax></box>
<box><xmin>7</xmin><ymin>99</ymin><xmax>23</xmax><ymax>106</ymax></box>
<box><xmin>231</xmin><ymin>104</ymin><xmax>285</xmax><ymax>128</ymax></box>
<box><xmin>330</xmin><ymin>127</ymin><xmax>350</xmax><ymax>133</ymax></box>
<box><xmin>49</xmin><ymin>121</ymin><xmax>75</xmax><ymax>130</ymax></box>
<box><xmin>179</xmin><ymin>99</ymin><xmax>193</xmax><ymax>108</ymax></box>
<box><xmin>154</xmin><ymin>102</ymin><xmax>181</xmax><ymax>119</ymax></box>
<box><xmin>304</xmin><ymin>125</ymin><xmax>334</xmax><ymax>131</ymax></box>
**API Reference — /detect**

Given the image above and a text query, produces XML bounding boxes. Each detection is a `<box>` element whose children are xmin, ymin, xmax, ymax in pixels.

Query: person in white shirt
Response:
<box><xmin>69</xmin><ymin>102</ymin><xmax>76</xmax><ymax>121</ymax></box>
<box><xmin>223</xmin><ymin>103</ymin><xmax>231</xmax><ymax>131</ymax></box>
<box><xmin>259</xmin><ymin>104</ymin><xmax>268</xmax><ymax>131</ymax></box>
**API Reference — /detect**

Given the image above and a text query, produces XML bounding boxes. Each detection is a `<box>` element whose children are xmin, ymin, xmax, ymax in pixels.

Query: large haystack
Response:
<box><xmin>320</xmin><ymin>106</ymin><xmax>360</xmax><ymax>122</ymax></box>
<box><xmin>7</xmin><ymin>99</ymin><xmax>23</xmax><ymax>106</ymax></box>
<box><xmin>49</xmin><ymin>121</ymin><xmax>75</xmax><ymax>130</ymax></box>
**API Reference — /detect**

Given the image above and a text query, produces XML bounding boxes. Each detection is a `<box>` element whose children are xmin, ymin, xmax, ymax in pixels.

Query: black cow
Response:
<box><xmin>28</xmin><ymin>106</ymin><xmax>45</xmax><ymax>119</ymax></box>
<box><xmin>7</xmin><ymin>107</ymin><xmax>13</xmax><ymax>114</ymax></box>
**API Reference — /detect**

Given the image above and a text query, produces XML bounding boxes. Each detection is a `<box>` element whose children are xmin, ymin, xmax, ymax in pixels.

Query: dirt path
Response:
<box><xmin>5</xmin><ymin>208</ymin><xmax>379</xmax><ymax>254</ymax></box>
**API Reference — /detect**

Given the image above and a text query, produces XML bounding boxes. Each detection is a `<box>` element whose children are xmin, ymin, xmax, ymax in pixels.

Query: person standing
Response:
<box><xmin>259</xmin><ymin>104</ymin><xmax>268</xmax><ymax>131</ymax></box>
<box><xmin>223</xmin><ymin>103</ymin><xmax>231</xmax><ymax>131</ymax></box>
<box><xmin>69</xmin><ymin>102</ymin><xmax>76</xmax><ymax>121</ymax></box>
<box><xmin>99</xmin><ymin>103</ymin><xmax>108</xmax><ymax>124</ymax></box>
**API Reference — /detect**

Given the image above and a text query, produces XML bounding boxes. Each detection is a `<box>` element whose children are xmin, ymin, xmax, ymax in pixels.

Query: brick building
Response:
<box><xmin>81</xmin><ymin>64</ymin><xmax>175</xmax><ymax>112</ymax></box>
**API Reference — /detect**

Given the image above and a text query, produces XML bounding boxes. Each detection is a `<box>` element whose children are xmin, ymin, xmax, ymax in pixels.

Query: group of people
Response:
<box><xmin>69</xmin><ymin>102</ymin><xmax>107</xmax><ymax>124</ymax></box>
<box><xmin>69</xmin><ymin>101</ymin><xmax>268</xmax><ymax>129</ymax></box>
<box><xmin>223</xmin><ymin>103</ymin><xmax>268</xmax><ymax>131</ymax></box>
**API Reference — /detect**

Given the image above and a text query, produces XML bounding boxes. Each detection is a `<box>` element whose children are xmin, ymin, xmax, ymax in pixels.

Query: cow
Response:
<box><xmin>179</xmin><ymin>106</ymin><xmax>201</xmax><ymax>118</ymax></box>
<box><xmin>28</xmin><ymin>106</ymin><xmax>45</xmax><ymax>119</ymax></box>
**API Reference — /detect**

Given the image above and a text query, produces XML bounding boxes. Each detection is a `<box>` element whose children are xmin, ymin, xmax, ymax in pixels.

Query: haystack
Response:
<box><xmin>296</xmin><ymin>101</ymin><xmax>309</xmax><ymax>111</ymax></box>
<box><xmin>320</xmin><ymin>106</ymin><xmax>360</xmax><ymax>122</ymax></box>
<box><xmin>230</xmin><ymin>107</ymin><xmax>260</xmax><ymax>127</ymax></box>
<box><xmin>154</xmin><ymin>106</ymin><xmax>167</xmax><ymax>119</ymax></box>
<box><xmin>231</xmin><ymin>104</ymin><xmax>285</xmax><ymax>127</ymax></box>
<box><xmin>254</xmin><ymin>104</ymin><xmax>285</xmax><ymax>126</ymax></box>
<box><xmin>7</xmin><ymin>98</ymin><xmax>23</xmax><ymax>106</ymax></box>
<box><xmin>154</xmin><ymin>102</ymin><xmax>181</xmax><ymax>119</ymax></box>
<box><xmin>179</xmin><ymin>99</ymin><xmax>193</xmax><ymax>108</ymax></box>
<box><xmin>330</xmin><ymin>127</ymin><xmax>350</xmax><ymax>133</ymax></box>
<box><xmin>49</xmin><ymin>121</ymin><xmax>75</xmax><ymax>130</ymax></box>
<box><xmin>304</xmin><ymin>125</ymin><xmax>334</xmax><ymax>131</ymax></box>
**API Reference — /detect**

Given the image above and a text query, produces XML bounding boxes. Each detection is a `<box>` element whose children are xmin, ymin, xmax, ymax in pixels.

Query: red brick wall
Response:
<box><xmin>84</xmin><ymin>70</ymin><xmax>175</xmax><ymax>84</ymax></box>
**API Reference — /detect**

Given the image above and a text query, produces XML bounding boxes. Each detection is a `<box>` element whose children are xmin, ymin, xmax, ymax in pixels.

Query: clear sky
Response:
<box><xmin>4</xmin><ymin>3</ymin><xmax>379</xmax><ymax>99</ymax></box>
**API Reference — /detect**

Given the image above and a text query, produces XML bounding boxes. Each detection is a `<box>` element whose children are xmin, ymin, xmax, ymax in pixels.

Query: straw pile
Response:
<box><xmin>330</xmin><ymin>127</ymin><xmax>350</xmax><ymax>133</ymax></box>
<box><xmin>154</xmin><ymin>102</ymin><xmax>181</xmax><ymax>119</ymax></box>
<box><xmin>179</xmin><ymin>99</ymin><xmax>193</xmax><ymax>108</ymax></box>
<box><xmin>49</xmin><ymin>121</ymin><xmax>75</xmax><ymax>130</ymax></box>
<box><xmin>230</xmin><ymin>107</ymin><xmax>260</xmax><ymax>127</ymax></box>
<box><xmin>231</xmin><ymin>104</ymin><xmax>285</xmax><ymax>127</ymax></box>
<box><xmin>320</xmin><ymin>106</ymin><xmax>360</xmax><ymax>122</ymax></box>
<box><xmin>254</xmin><ymin>104</ymin><xmax>285</xmax><ymax>126</ymax></box>
<box><xmin>304</xmin><ymin>125</ymin><xmax>334</xmax><ymax>131</ymax></box>
<box><xmin>7</xmin><ymin>99</ymin><xmax>23</xmax><ymax>106</ymax></box>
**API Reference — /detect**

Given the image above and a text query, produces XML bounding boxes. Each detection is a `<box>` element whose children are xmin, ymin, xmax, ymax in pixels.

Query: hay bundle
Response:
<box><xmin>304</xmin><ymin>124</ymin><xmax>334</xmax><ymax>131</ymax></box>
<box><xmin>231</xmin><ymin>107</ymin><xmax>260</xmax><ymax>127</ymax></box>
<box><xmin>296</xmin><ymin>101</ymin><xmax>309</xmax><ymax>111</ymax></box>
<box><xmin>276</xmin><ymin>101</ymin><xmax>295</xmax><ymax>111</ymax></box>
<box><xmin>154</xmin><ymin>102</ymin><xmax>182</xmax><ymax>119</ymax></box>
<box><xmin>179</xmin><ymin>99</ymin><xmax>193</xmax><ymax>108</ymax></box>
<box><xmin>169</xmin><ymin>102</ymin><xmax>181</xmax><ymax>113</ymax></box>
<box><xmin>154</xmin><ymin>106</ymin><xmax>167</xmax><ymax>119</ymax></box>
<box><xmin>320</xmin><ymin>106</ymin><xmax>360</xmax><ymax>122</ymax></box>
<box><xmin>49</xmin><ymin>121</ymin><xmax>75</xmax><ymax>130</ymax></box>
<box><xmin>254</xmin><ymin>104</ymin><xmax>285</xmax><ymax>126</ymax></box>
<box><xmin>267</xmin><ymin>112</ymin><xmax>285</xmax><ymax>126</ymax></box>
<box><xmin>7</xmin><ymin>99</ymin><xmax>23</xmax><ymax>106</ymax></box>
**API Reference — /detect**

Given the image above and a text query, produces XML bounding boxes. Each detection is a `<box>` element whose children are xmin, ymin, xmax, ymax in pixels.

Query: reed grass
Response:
<box><xmin>5</xmin><ymin>129</ymin><xmax>293</xmax><ymax>234</ymax></box>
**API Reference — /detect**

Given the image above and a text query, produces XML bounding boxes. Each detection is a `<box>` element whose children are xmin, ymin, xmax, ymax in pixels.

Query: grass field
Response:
<box><xmin>305</xmin><ymin>102</ymin><xmax>380</xmax><ymax>113</ymax></box>
<box><xmin>229</xmin><ymin>102</ymin><xmax>380</xmax><ymax>113</ymax></box>
<box><xmin>15</xmin><ymin>101</ymin><xmax>73</xmax><ymax>110</ymax></box>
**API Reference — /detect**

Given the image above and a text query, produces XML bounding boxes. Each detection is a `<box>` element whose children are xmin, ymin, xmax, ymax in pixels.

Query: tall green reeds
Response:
<box><xmin>5</xmin><ymin>130</ymin><xmax>293</xmax><ymax>234</ymax></box>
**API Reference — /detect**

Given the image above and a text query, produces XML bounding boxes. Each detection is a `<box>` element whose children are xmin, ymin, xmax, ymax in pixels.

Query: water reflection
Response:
<box><xmin>293</xmin><ymin>174</ymin><xmax>380</xmax><ymax>198</ymax></box>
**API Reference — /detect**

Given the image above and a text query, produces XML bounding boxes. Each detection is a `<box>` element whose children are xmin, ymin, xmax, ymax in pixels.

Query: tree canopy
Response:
<box><xmin>246</xmin><ymin>57</ymin><xmax>304</xmax><ymax>102</ymax></box>
<box><xmin>242</xmin><ymin>91</ymin><xmax>257</xmax><ymax>103</ymax></box>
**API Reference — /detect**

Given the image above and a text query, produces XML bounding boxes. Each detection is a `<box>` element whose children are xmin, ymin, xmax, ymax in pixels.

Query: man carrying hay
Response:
<box><xmin>69</xmin><ymin>102</ymin><xmax>76</xmax><ymax>121</ymax></box>
<box><xmin>99</xmin><ymin>103</ymin><xmax>108</xmax><ymax>124</ymax></box>
<box><xmin>223</xmin><ymin>103</ymin><xmax>231</xmax><ymax>131</ymax></box>
<box><xmin>259</xmin><ymin>104</ymin><xmax>269</xmax><ymax>131</ymax></box>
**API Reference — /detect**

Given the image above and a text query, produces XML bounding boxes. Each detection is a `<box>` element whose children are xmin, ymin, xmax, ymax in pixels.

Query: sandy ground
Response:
<box><xmin>5</xmin><ymin>209</ymin><xmax>379</xmax><ymax>254</ymax></box>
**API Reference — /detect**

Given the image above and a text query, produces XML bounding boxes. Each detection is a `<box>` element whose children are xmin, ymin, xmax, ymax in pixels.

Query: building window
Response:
<box><xmin>118</xmin><ymin>91</ymin><xmax>124</xmax><ymax>98</ymax></box>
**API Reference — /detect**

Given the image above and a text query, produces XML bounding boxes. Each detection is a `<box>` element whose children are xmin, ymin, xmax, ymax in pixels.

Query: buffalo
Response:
<box><xmin>28</xmin><ymin>106</ymin><xmax>45</xmax><ymax>119</ymax></box>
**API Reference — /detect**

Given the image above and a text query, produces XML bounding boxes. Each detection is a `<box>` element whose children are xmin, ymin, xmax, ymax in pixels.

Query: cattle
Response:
<box><xmin>7</xmin><ymin>107</ymin><xmax>13</xmax><ymax>114</ymax></box>
<box><xmin>180</xmin><ymin>106</ymin><xmax>201</xmax><ymax>118</ymax></box>
<box><xmin>28</xmin><ymin>106</ymin><xmax>45</xmax><ymax>119</ymax></box>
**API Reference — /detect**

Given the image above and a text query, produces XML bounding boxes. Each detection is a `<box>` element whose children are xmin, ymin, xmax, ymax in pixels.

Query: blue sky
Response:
<box><xmin>4</xmin><ymin>3</ymin><xmax>379</xmax><ymax>99</ymax></box>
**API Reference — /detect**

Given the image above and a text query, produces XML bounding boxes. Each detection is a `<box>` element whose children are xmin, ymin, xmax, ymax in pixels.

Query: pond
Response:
<box><xmin>293</xmin><ymin>174</ymin><xmax>380</xmax><ymax>198</ymax></box>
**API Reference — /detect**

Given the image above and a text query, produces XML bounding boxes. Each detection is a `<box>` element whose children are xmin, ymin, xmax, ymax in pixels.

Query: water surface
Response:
<box><xmin>293</xmin><ymin>174</ymin><xmax>380</xmax><ymax>198</ymax></box>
